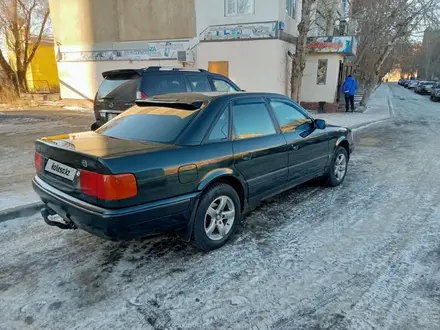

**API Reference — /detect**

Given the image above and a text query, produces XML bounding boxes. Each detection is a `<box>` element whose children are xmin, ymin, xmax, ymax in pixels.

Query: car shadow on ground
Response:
<box><xmin>66</xmin><ymin>179</ymin><xmax>328</xmax><ymax>268</ymax></box>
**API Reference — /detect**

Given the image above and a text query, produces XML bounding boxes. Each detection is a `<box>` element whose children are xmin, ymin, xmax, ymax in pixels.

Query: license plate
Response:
<box><xmin>45</xmin><ymin>159</ymin><xmax>77</xmax><ymax>181</ymax></box>
<box><xmin>107</xmin><ymin>113</ymin><xmax>117</xmax><ymax>120</ymax></box>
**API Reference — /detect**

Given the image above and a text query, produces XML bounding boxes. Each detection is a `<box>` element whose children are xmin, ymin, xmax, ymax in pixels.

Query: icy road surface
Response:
<box><xmin>1</xmin><ymin>85</ymin><xmax>440</xmax><ymax>330</ymax></box>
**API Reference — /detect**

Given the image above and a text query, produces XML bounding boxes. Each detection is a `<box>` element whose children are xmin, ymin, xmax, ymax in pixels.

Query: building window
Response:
<box><xmin>317</xmin><ymin>59</ymin><xmax>328</xmax><ymax>85</ymax></box>
<box><xmin>341</xmin><ymin>0</ymin><xmax>348</xmax><ymax>15</ymax></box>
<box><xmin>225</xmin><ymin>0</ymin><xmax>255</xmax><ymax>17</ymax></box>
<box><xmin>315</xmin><ymin>9</ymin><xmax>326</xmax><ymax>33</ymax></box>
<box><xmin>286</xmin><ymin>0</ymin><xmax>296</xmax><ymax>19</ymax></box>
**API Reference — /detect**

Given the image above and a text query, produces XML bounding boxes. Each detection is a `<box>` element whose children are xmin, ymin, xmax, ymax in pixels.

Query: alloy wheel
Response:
<box><xmin>204</xmin><ymin>196</ymin><xmax>235</xmax><ymax>241</ymax></box>
<box><xmin>334</xmin><ymin>153</ymin><xmax>347</xmax><ymax>181</ymax></box>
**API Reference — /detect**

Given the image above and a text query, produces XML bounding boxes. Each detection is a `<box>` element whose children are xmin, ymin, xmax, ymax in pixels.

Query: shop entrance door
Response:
<box><xmin>208</xmin><ymin>61</ymin><xmax>229</xmax><ymax>77</ymax></box>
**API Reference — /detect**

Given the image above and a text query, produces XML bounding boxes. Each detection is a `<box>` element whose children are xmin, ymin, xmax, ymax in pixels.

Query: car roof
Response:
<box><xmin>102</xmin><ymin>67</ymin><xmax>210</xmax><ymax>78</ymax></box>
<box><xmin>146</xmin><ymin>92</ymin><xmax>287</xmax><ymax>103</ymax></box>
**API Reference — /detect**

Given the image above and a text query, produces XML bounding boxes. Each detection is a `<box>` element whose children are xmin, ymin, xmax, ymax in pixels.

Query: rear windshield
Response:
<box><xmin>96</xmin><ymin>106</ymin><xmax>199</xmax><ymax>143</ymax></box>
<box><xmin>97</xmin><ymin>73</ymin><xmax>140</xmax><ymax>100</ymax></box>
<box><xmin>141</xmin><ymin>74</ymin><xmax>187</xmax><ymax>96</ymax></box>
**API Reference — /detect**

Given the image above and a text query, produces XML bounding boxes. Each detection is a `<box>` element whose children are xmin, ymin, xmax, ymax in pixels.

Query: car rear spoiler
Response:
<box><xmin>102</xmin><ymin>69</ymin><xmax>143</xmax><ymax>79</ymax></box>
<box><xmin>135</xmin><ymin>99</ymin><xmax>204</xmax><ymax>110</ymax></box>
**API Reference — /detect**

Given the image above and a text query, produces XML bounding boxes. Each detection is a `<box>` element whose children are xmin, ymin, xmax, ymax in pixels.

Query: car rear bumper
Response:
<box><xmin>32</xmin><ymin>176</ymin><xmax>199</xmax><ymax>240</ymax></box>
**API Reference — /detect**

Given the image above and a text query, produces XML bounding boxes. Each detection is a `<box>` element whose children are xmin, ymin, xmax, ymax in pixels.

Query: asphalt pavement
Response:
<box><xmin>1</xmin><ymin>84</ymin><xmax>440</xmax><ymax>329</ymax></box>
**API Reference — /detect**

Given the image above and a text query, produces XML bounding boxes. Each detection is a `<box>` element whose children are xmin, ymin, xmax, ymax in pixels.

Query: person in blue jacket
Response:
<box><xmin>342</xmin><ymin>75</ymin><xmax>357</xmax><ymax>112</ymax></box>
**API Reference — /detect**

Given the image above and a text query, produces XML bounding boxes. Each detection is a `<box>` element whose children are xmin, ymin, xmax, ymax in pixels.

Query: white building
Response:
<box><xmin>50</xmin><ymin>0</ymin><xmax>356</xmax><ymax>112</ymax></box>
<box><xmin>0</xmin><ymin>27</ymin><xmax>8</xmax><ymax>80</ymax></box>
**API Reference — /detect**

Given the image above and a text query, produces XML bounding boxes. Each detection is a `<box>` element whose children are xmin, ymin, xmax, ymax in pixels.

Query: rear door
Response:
<box><xmin>231</xmin><ymin>97</ymin><xmax>289</xmax><ymax>202</ymax></box>
<box><xmin>95</xmin><ymin>71</ymin><xmax>141</xmax><ymax>122</ymax></box>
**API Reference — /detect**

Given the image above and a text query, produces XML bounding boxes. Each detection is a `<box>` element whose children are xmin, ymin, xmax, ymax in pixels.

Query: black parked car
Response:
<box><xmin>431</xmin><ymin>83</ymin><xmax>440</xmax><ymax>102</ymax></box>
<box><xmin>91</xmin><ymin>66</ymin><xmax>242</xmax><ymax>130</ymax></box>
<box><xmin>33</xmin><ymin>92</ymin><xmax>354</xmax><ymax>250</ymax></box>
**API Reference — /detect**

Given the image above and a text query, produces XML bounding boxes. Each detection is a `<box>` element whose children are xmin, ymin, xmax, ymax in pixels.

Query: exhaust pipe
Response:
<box><xmin>41</xmin><ymin>207</ymin><xmax>76</xmax><ymax>230</ymax></box>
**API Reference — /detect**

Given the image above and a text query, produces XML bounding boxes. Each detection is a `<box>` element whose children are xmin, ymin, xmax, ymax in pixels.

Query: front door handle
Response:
<box><xmin>242</xmin><ymin>154</ymin><xmax>253</xmax><ymax>161</ymax></box>
<box><xmin>291</xmin><ymin>145</ymin><xmax>300</xmax><ymax>151</ymax></box>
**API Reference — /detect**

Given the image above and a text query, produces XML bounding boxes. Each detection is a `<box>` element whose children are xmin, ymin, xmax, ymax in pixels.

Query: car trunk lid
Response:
<box><xmin>35</xmin><ymin>132</ymin><xmax>177</xmax><ymax>205</ymax></box>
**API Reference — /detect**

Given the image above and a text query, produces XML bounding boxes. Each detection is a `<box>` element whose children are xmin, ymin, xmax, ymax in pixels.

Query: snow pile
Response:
<box><xmin>63</xmin><ymin>106</ymin><xmax>92</xmax><ymax>113</ymax></box>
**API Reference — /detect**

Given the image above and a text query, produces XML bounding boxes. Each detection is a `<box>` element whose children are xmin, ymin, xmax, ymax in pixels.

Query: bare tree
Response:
<box><xmin>352</xmin><ymin>0</ymin><xmax>440</xmax><ymax>106</ymax></box>
<box><xmin>290</xmin><ymin>0</ymin><xmax>316</xmax><ymax>102</ymax></box>
<box><xmin>0</xmin><ymin>0</ymin><xmax>50</xmax><ymax>93</ymax></box>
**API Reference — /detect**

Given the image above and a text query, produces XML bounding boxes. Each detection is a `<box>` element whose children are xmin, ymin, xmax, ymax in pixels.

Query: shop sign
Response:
<box><xmin>58</xmin><ymin>40</ymin><xmax>190</xmax><ymax>62</ymax></box>
<box><xmin>201</xmin><ymin>21</ymin><xmax>277</xmax><ymax>41</ymax></box>
<box><xmin>306</xmin><ymin>36</ymin><xmax>357</xmax><ymax>55</ymax></box>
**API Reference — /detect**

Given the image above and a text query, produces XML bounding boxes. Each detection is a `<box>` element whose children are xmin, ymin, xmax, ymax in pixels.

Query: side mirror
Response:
<box><xmin>315</xmin><ymin>119</ymin><xmax>326</xmax><ymax>130</ymax></box>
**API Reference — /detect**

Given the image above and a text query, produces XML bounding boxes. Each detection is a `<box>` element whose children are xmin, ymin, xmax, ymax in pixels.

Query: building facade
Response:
<box><xmin>419</xmin><ymin>28</ymin><xmax>440</xmax><ymax>81</ymax></box>
<box><xmin>49</xmin><ymin>0</ymin><xmax>355</xmax><ymax>111</ymax></box>
<box><xmin>0</xmin><ymin>27</ymin><xmax>8</xmax><ymax>82</ymax></box>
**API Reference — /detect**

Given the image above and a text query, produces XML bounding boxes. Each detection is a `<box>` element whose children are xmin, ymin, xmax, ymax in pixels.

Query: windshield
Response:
<box><xmin>96</xmin><ymin>106</ymin><xmax>199</xmax><ymax>143</ymax></box>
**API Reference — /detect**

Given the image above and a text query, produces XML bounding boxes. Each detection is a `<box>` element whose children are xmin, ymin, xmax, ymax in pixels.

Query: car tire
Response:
<box><xmin>192</xmin><ymin>183</ymin><xmax>241</xmax><ymax>251</ymax></box>
<box><xmin>323</xmin><ymin>146</ymin><xmax>349</xmax><ymax>187</ymax></box>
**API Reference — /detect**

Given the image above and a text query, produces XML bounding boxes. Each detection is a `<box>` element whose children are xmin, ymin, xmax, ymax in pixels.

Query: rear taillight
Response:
<box><xmin>80</xmin><ymin>170</ymin><xmax>137</xmax><ymax>201</ymax></box>
<box><xmin>35</xmin><ymin>152</ymin><xmax>43</xmax><ymax>173</ymax></box>
<box><xmin>136</xmin><ymin>91</ymin><xmax>148</xmax><ymax>100</ymax></box>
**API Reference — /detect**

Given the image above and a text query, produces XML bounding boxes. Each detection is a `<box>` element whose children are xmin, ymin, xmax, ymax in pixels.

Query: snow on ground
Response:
<box><xmin>63</xmin><ymin>106</ymin><xmax>93</xmax><ymax>113</ymax></box>
<box><xmin>0</xmin><ymin>85</ymin><xmax>440</xmax><ymax>329</ymax></box>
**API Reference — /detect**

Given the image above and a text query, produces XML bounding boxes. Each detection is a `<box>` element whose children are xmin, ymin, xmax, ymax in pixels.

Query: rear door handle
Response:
<box><xmin>291</xmin><ymin>145</ymin><xmax>300</xmax><ymax>151</ymax></box>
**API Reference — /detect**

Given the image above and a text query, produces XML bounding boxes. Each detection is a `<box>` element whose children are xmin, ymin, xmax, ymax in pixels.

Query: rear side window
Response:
<box><xmin>207</xmin><ymin>108</ymin><xmax>229</xmax><ymax>142</ymax></box>
<box><xmin>213</xmin><ymin>78</ymin><xmax>239</xmax><ymax>92</ymax></box>
<box><xmin>97</xmin><ymin>73</ymin><xmax>140</xmax><ymax>100</ymax></box>
<box><xmin>141</xmin><ymin>74</ymin><xmax>187</xmax><ymax>96</ymax></box>
<box><xmin>187</xmin><ymin>75</ymin><xmax>212</xmax><ymax>92</ymax></box>
<box><xmin>97</xmin><ymin>106</ymin><xmax>199</xmax><ymax>143</ymax></box>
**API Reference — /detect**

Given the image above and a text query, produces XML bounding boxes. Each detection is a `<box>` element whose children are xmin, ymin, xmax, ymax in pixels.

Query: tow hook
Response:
<box><xmin>41</xmin><ymin>207</ymin><xmax>77</xmax><ymax>230</ymax></box>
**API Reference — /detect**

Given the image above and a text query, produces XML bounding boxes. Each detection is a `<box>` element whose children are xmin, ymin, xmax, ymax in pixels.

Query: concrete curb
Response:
<box><xmin>351</xmin><ymin>117</ymin><xmax>393</xmax><ymax>132</ymax></box>
<box><xmin>0</xmin><ymin>201</ymin><xmax>43</xmax><ymax>223</ymax></box>
<box><xmin>387</xmin><ymin>85</ymin><xmax>396</xmax><ymax>117</ymax></box>
<box><xmin>351</xmin><ymin>84</ymin><xmax>395</xmax><ymax>132</ymax></box>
